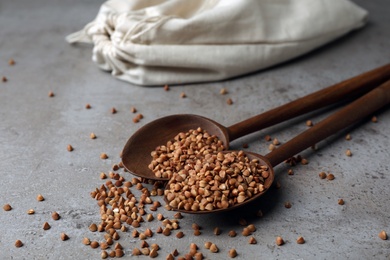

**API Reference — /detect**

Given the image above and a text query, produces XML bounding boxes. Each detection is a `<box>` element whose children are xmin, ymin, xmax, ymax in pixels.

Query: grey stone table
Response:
<box><xmin>1</xmin><ymin>0</ymin><xmax>389</xmax><ymax>259</ymax></box>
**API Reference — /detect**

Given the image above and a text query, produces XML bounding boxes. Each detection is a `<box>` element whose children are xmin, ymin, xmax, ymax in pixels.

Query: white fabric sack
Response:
<box><xmin>66</xmin><ymin>0</ymin><xmax>368</xmax><ymax>86</ymax></box>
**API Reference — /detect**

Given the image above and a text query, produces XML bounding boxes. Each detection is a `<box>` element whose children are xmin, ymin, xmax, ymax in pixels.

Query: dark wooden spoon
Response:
<box><xmin>122</xmin><ymin>64</ymin><xmax>390</xmax><ymax>181</ymax></box>
<box><xmin>168</xmin><ymin>79</ymin><xmax>390</xmax><ymax>213</ymax></box>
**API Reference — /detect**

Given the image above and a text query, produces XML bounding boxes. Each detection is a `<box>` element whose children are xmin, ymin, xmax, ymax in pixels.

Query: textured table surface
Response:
<box><xmin>1</xmin><ymin>0</ymin><xmax>389</xmax><ymax>259</ymax></box>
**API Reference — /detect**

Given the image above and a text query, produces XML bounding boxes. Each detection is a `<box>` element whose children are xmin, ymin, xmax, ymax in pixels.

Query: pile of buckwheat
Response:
<box><xmin>149</xmin><ymin>128</ymin><xmax>225</xmax><ymax>179</ymax></box>
<box><xmin>149</xmin><ymin>128</ymin><xmax>270</xmax><ymax>212</ymax></box>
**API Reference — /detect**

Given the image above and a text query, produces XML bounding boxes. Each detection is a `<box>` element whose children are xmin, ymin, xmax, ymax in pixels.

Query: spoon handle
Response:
<box><xmin>227</xmin><ymin>63</ymin><xmax>390</xmax><ymax>141</ymax></box>
<box><xmin>264</xmin><ymin>79</ymin><xmax>390</xmax><ymax>167</ymax></box>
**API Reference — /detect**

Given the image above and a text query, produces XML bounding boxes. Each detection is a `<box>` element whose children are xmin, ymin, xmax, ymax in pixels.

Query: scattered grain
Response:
<box><xmin>52</xmin><ymin>211</ymin><xmax>60</xmax><ymax>220</ymax></box>
<box><xmin>213</xmin><ymin>227</ymin><xmax>221</xmax><ymax>235</ymax></box>
<box><xmin>174</xmin><ymin>212</ymin><xmax>183</xmax><ymax>219</ymax></box>
<box><xmin>371</xmin><ymin>116</ymin><xmax>377</xmax><ymax>123</ymax></box>
<box><xmin>228</xmin><ymin>230</ymin><xmax>237</xmax><ymax>237</ymax></box>
<box><xmin>132</xmin><ymin>248</ymin><xmax>141</xmax><ymax>256</ymax></box>
<box><xmin>228</xmin><ymin>249</ymin><xmax>237</xmax><ymax>258</ymax></box>
<box><xmin>164</xmin><ymin>84</ymin><xmax>170</xmax><ymax>91</ymax></box>
<box><xmin>220</xmin><ymin>88</ymin><xmax>228</xmax><ymax>95</ymax></box>
<box><xmin>338</xmin><ymin>199</ymin><xmax>345</xmax><ymax>205</ymax></box>
<box><xmin>67</xmin><ymin>144</ymin><xmax>74</xmax><ymax>152</ymax></box>
<box><xmin>61</xmin><ymin>233</ymin><xmax>69</xmax><ymax>241</ymax></box>
<box><xmin>100</xmin><ymin>153</ymin><xmax>108</xmax><ymax>159</ymax></box>
<box><xmin>90</xmin><ymin>133</ymin><xmax>96</xmax><ymax>139</ymax></box>
<box><xmin>15</xmin><ymin>240</ymin><xmax>23</xmax><ymax>248</ymax></box>
<box><xmin>226</xmin><ymin>98</ymin><xmax>233</xmax><ymax>105</ymax></box>
<box><xmin>248</xmin><ymin>236</ymin><xmax>257</xmax><ymax>244</ymax></box>
<box><xmin>131</xmin><ymin>106</ymin><xmax>137</xmax><ymax>113</ymax></box>
<box><xmin>176</xmin><ymin>231</ymin><xmax>184</xmax><ymax>238</ymax></box>
<box><xmin>163</xmin><ymin>227</ymin><xmax>171</xmax><ymax>236</ymax></box>
<box><xmin>256</xmin><ymin>210</ymin><xmax>263</xmax><ymax>217</ymax></box>
<box><xmin>345</xmin><ymin>149</ymin><xmax>352</xmax><ymax>157</ymax></box>
<box><xmin>319</xmin><ymin>172</ymin><xmax>327</xmax><ymax>179</ymax></box>
<box><xmin>43</xmin><ymin>222</ymin><xmax>51</xmax><ymax>230</ymax></box>
<box><xmin>345</xmin><ymin>133</ymin><xmax>351</xmax><ymax>140</ymax></box>
<box><xmin>9</xmin><ymin>58</ymin><xmax>15</xmax><ymax>65</ymax></box>
<box><xmin>242</xmin><ymin>228</ymin><xmax>251</xmax><ymax>236</ymax></box>
<box><xmin>194</xmin><ymin>229</ymin><xmax>201</xmax><ymax>236</ymax></box>
<box><xmin>114</xmin><ymin>242</ymin><xmax>123</xmax><ymax>250</ymax></box>
<box><xmin>288</xmin><ymin>169</ymin><xmax>294</xmax><ymax>175</ymax></box>
<box><xmin>150</xmin><ymin>248</ymin><xmax>158</xmax><ymax>258</ymax></box>
<box><xmin>90</xmin><ymin>241</ymin><xmax>101</xmax><ymax>250</ymax></box>
<box><xmin>106</xmin><ymin>237</ymin><xmax>113</xmax><ymax>245</ymax></box>
<box><xmin>100</xmin><ymin>242</ymin><xmax>109</xmax><ymax>250</ymax></box>
<box><xmin>151</xmin><ymin>244</ymin><xmax>160</xmax><ymax>251</ymax></box>
<box><xmin>306</xmin><ymin>120</ymin><xmax>313</xmax><ymax>127</ymax></box>
<box><xmin>194</xmin><ymin>252</ymin><xmax>203</xmax><ymax>260</ymax></box>
<box><xmin>136</xmin><ymin>114</ymin><xmax>144</xmax><ymax>121</ymax></box>
<box><xmin>141</xmin><ymin>247</ymin><xmax>150</xmax><ymax>256</ymax></box>
<box><xmin>137</xmin><ymin>233</ymin><xmax>146</xmax><ymax>240</ymax></box>
<box><xmin>136</xmin><ymin>183</ymin><xmax>143</xmax><ymax>190</ymax></box>
<box><xmin>296</xmin><ymin>236</ymin><xmax>305</xmax><ymax>244</ymax></box>
<box><xmin>2</xmin><ymin>76</ymin><xmax>7</xmax><ymax>82</ymax></box>
<box><xmin>111</xmin><ymin>107</ymin><xmax>117</xmax><ymax>114</ymax></box>
<box><xmin>180</xmin><ymin>92</ymin><xmax>186</xmax><ymax>98</ymax></box>
<box><xmin>327</xmin><ymin>173</ymin><xmax>335</xmax><ymax>180</ymax></box>
<box><xmin>3</xmin><ymin>204</ymin><xmax>12</xmax><ymax>211</ymax></box>
<box><xmin>89</xmin><ymin>223</ymin><xmax>97</xmax><ymax>232</ymax></box>
<box><xmin>239</xmin><ymin>219</ymin><xmax>249</xmax><ymax>227</ymax></box>
<box><xmin>209</xmin><ymin>243</ymin><xmax>219</xmax><ymax>253</ymax></box>
<box><xmin>27</xmin><ymin>209</ymin><xmax>35</xmax><ymax>215</ymax></box>
<box><xmin>85</xmin><ymin>103</ymin><xmax>91</xmax><ymax>109</ymax></box>
<box><xmin>100</xmin><ymin>172</ymin><xmax>107</xmax><ymax>179</ymax></box>
<box><xmin>284</xmin><ymin>202</ymin><xmax>292</xmax><ymax>208</ymax></box>
<box><xmin>192</xmin><ymin>223</ymin><xmax>200</xmax><ymax>230</ymax></box>
<box><xmin>247</xmin><ymin>224</ymin><xmax>256</xmax><ymax>232</ymax></box>
<box><xmin>301</xmin><ymin>158</ymin><xmax>308</xmax><ymax>165</ymax></box>
<box><xmin>276</xmin><ymin>236</ymin><xmax>284</xmax><ymax>246</ymax></box>
<box><xmin>101</xmin><ymin>251</ymin><xmax>108</xmax><ymax>259</ymax></box>
<box><xmin>82</xmin><ymin>237</ymin><xmax>91</xmax><ymax>245</ymax></box>
<box><xmin>112</xmin><ymin>164</ymin><xmax>120</xmax><ymax>171</ymax></box>
<box><xmin>112</xmin><ymin>232</ymin><xmax>120</xmax><ymax>240</ymax></box>
<box><xmin>48</xmin><ymin>91</ymin><xmax>55</xmax><ymax>97</ymax></box>
<box><xmin>379</xmin><ymin>230</ymin><xmax>387</xmax><ymax>240</ymax></box>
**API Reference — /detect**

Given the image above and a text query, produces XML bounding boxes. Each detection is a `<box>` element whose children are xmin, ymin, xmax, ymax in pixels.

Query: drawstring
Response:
<box><xmin>65</xmin><ymin>22</ymin><xmax>95</xmax><ymax>43</ymax></box>
<box><xmin>120</xmin><ymin>14</ymin><xmax>173</xmax><ymax>45</ymax></box>
<box><xmin>66</xmin><ymin>8</ymin><xmax>173</xmax><ymax>46</ymax></box>
<box><xmin>66</xmin><ymin>13</ymin><xmax>118</xmax><ymax>44</ymax></box>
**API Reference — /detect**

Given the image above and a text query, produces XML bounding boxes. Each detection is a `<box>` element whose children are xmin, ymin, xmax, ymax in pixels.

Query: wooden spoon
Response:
<box><xmin>171</xmin><ymin>79</ymin><xmax>390</xmax><ymax>213</ymax></box>
<box><xmin>122</xmin><ymin>64</ymin><xmax>390</xmax><ymax>181</ymax></box>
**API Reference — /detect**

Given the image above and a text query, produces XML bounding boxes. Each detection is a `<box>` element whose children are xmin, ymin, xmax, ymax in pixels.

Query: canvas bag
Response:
<box><xmin>66</xmin><ymin>0</ymin><xmax>368</xmax><ymax>86</ymax></box>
